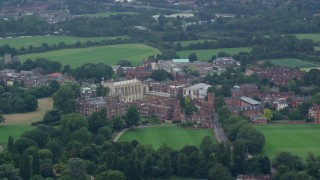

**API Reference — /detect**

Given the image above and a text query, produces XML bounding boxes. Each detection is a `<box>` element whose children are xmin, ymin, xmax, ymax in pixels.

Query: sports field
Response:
<box><xmin>0</xmin><ymin>35</ymin><xmax>127</xmax><ymax>49</ymax></box>
<box><xmin>265</xmin><ymin>58</ymin><xmax>320</xmax><ymax>70</ymax></box>
<box><xmin>254</xmin><ymin>124</ymin><xmax>320</xmax><ymax>159</ymax></box>
<box><xmin>118</xmin><ymin>126</ymin><xmax>216</xmax><ymax>150</ymax></box>
<box><xmin>294</xmin><ymin>33</ymin><xmax>320</xmax><ymax>42</ymax></box>
<box><xmin>3</xmin><ymin>98</ymin><xmax>53</xmax><ymax>125</ymax></box>
<box><xmin>0</xmin><ymin>125</ymin><xmax>34</xmax><ymax>145</ymax></box>
<box><xmin>177</xmin><ymin>47</ymin><xmax>252</xmax><ymax>61</ymax></box>
<box><xmin>18</xmin><ymin>44</ymin><xmax>161</xmax><ymax>67</ymax></box>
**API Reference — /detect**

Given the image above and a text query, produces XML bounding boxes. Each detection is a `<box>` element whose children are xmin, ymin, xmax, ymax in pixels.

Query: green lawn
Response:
<box><xmin>79</xmin><ymin>11</ymin><xmax>138</xmax><ymax>17</ymax></box>
<box><xmin>254</xmin><ymin>124</ymin><xmax>320</xmax><ymax>159</ymax></box>
<box><xmin>177</xmin><ymin>47</ymin><xmax>252</xmax><ymax>60</ymax></box>
<box><xmin>266</xmin><ymin>58</ymin><xmax>320</xmax><ymax>69</ymax></box>
<box><xmin>119</xmin><ymin>126</ymin><xmax>216</xmax><ymax>150</ymax></box>
<box><xmin>0</xmin><ymin>35</ymin><xmax>127</xmax><ymax>49</ymax></box>
<box><xmin>294</xmin><ymin>33</ymin><xmax>320</xmax><ymax>42</ymax></box>
<box><xmin>0</xmin><ymin>125</ymin><xmax>34</xmax><ymax>145</ymax></box>
<box><xmin>18</xmin><ymin>44</ymin><xmax>161</xmax><ymax>67</ymax></box>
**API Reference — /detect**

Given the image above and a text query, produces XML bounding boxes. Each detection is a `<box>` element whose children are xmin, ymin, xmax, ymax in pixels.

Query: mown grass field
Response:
<box><xmin>177</xmin><ymin>47</ymin><xmax>252</xmax><ymax>60</ymax></box>
<box><xmin>80</xmin><ymin>11</ymin><xmax>139</xmax><ymax>17</ymax></box>
<box><xmin>3</xmin><ymin>98</ymin><xmax>53</xmax><ymax>125</ymax></box>
<box><xmin>118</xmin><ymin>126</ymin><xmax>215</xmax><ymax>150</ymax></box>
<box><xmin>294</xmin><ymin>33</ymin><xmax>320</xmax><ymax>42</ymax></box>
<box><xmin>0</xmin><ymin>125</ymin><xmax>34</xmax><ymax>145</ymax></box>
<box><xmin>264</xmin><ymin>58</ymin><xmax>320</xmax><ymax>71</ymax></box>
<box><xmin>254</xmin><ymin>124</ymin><xmax>320</xmax><ymax>159</ymax></box>
<box><xmin>18</xmin><ymin>44</ymin><xmax>160</xmax><ymax>67</ymax></box>
<box><xmin>0</xmin><ymin>35</ymin><xmax>127</xmax><ymax>49</ymax></box>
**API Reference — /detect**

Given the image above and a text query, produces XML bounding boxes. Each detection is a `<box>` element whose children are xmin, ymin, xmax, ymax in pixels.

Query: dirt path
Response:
<box><xmin>3</xmin><ymin>98</ymin><xmax>53</xmax><ymax>125</ymax></box>
<box><xmin>113</xmin><ymin>124</ymin><xmax>176</xmax><ymax>142</ymax></box>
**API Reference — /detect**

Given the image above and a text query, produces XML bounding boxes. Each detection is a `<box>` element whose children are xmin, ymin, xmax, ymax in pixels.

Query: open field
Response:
<box><xmin>118</xmin><ymin>126</ymin><xmax>215</xmax><ymax>150</ymax></box>
<box><xmin>79</xmin><ymin>11</ymin><xmax>139</xmax><ymax>18</ymax></box>
<box><xmin>0</xmin><ymin>35</ymin><xmax>127</xmax><ymax>49</ymax></box>
<box><xmin>294</xmin><ymin>34</ymin><xmax>320</xmax><ymax>42</ymax></box>
<box><xmin>264</xmin><ymin>58</ymin><xmax>320</xmax><ymax>71</ymax></box>
<box><xmin>254</xmin><ymin>124</ymin><xmax>320</xmax><ymax>159</ymax></box>
<box><xmin>177</xmin><ymin>47</ymin><xmax>252</xmax><ymax>60</ymax></box>
<box><xmin>0</xmin><ymin>125</ymin><xmax>34</xmax><ymax>145</ymax></box>
<box><xmin>172</xmin><ymin>39</ymin><xmax>216</xmax><ymax>47</ymax></box>
<box><xmin>3</xmin><ymin>98</ymin><xmax>53</xmax><ymax>125</ymax></box>
<box><xmin>18</xmin><ymin>44</ymin><xmax>161</xmax><ymax>67</ymax></box>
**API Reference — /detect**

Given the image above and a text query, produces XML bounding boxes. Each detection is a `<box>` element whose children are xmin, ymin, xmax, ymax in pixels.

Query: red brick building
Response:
<box><xmin>134</xmin><ymin>91</ymin><xmax>183</xmax><ymax>122</ymax></box>
<box><xmin>309</xmin><ymin>104</ymin><xmax>320</xmax><ymax>122</ymax></box>
<box><xmin>246</xmin><ymin>66</ymin><xmax>303</xmax><ymax>86</ymax></box>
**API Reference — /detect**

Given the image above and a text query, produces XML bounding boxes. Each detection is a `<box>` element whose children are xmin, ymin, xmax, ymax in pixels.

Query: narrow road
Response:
<box><xmin>113</xmin><ymin>124</ymin><xmax>175</xmax><ymax>142</ymax></box>
<box><xmin>212</xmin><ymin>113</ymin><xmax>228</xmax><ymax>143</ymax></box>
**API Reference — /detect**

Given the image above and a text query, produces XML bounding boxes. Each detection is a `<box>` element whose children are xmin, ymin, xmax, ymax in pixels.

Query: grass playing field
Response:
<box><xmin>254</xmin><ymin>124</ymin><xmax>320</xmax><ymax>159</ymax></box>
<box><xmin>18</xmin><ymin>44</ymin><xmax>161</xmax><ymax>67</ymax></box>
<box><xmin>294</xmin><ymin>34</ymin><xmax>320</xmax><ymax>42</ymax></box>
<box><xmin>118</xmin><ymin>126</ymin><xmax>216</xmax><ymax>150</ymax></box>
<box><xmin>0</xmin><ymin>125</ymin><xmax>34</xmax><ymax>145</ymax></box>
<box><xmin>265</xmin><ymin>58</ymin><xmax>320</xmax><ymax>70</ymax></box>
<box><xmin>3</xmin><ymin>98</ymin><xmax>53</xmax><ymax>125</ymax></box>
<box><xmin>176</xmin><ymin>47</ymin><xmax>252</xmax><ymax>61</ymax></box>
<box><xmin>0</xmin><ymin>35</ymin><xmax>127</xmax><ymax>49</ymax></box>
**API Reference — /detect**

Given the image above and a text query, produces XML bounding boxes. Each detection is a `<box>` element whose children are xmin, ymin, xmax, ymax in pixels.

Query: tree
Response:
<box><xmin>0</xmin><ymin>164</ymin><xmax>20</xmax><ymax>180</ymax></box>
<box><xmin>117</xmin><ymin>60</ymin><xmax>132</xmax><ymax>67</ymax></box>
<box><xmin>88</xmin><ymin>108</ymin><xmax>107</xmax><ymax>133</ymax></box>
<box><xmin>312</xmin><ymin>92</ymin><xmax>320</xmax><ymax>105</ymax></box>
<box><xmin>52</xmin><ymin>84</ymin><xmax>77</xmax><ymax>114</ymax></box>
<box><xmin>43</xmin><ymin>109</ymin><xmax>62</xmax><ymax>125</ymax></box>
<box><xmin>24</xmin><ymin>95</ymin><xmax>38</xmax><ymax>111</ymax></box>
<box><xmin>159</xmin><ymin>154</ymin><xmax>172</xmax><ymax>177</ymax></box>
<box><xmin>200</xmin><ymin>136</ymin><xmax>214</xmax><ymax>160</ymax></box>
<box><xmin>98</xmin><ymin>126</ymin><xmax>113</xmax><ymax>140</ymax></box>
<box><xmin>32</xmin><ymin>151</ymin><xmax>40</xmax><ymax>175</ymax></box>
<box><xmin>107</xmin><ymin>170</ymin><xmax>126</xmax><ymax>180</ymax></box>
<box><xmin>7</xmin><ymin>136</ymin><xmax>14</xmax><ymax>152</ymax></box>
<box><xmin>143</xmin><ymin>154</ymin><xmax>153</xmax><ymax>178</ymax></box>
<box><xmin>263</xmin><ymin>109</ymin><xmax>273</xmax><ymax>121</ymax></box>
<box><xmin>151</xmin><ymin>69</ymin><xmax>169</xmax><ymax>81</ymax></box>
<box><xmin>208</xmin><ymin>163</ymin><xmax>233</xmax><ymax>180</ymax></box>
<box><xmin>188</xmin><ymin>52</ymin><xmax>198</xmax><ymax>62</ymax></box>
<box><xmin>65</xmin><ymin>158</ymin><xmax>87</xmax><ymax>180</ymax></box>
<box><xmin>0</xmin><ymin>114</ymin><xmax>5</xmax><ymax>124</ymax></box>
<box><xmin>125</xmin><ymin>106</ymin><xmax>139</xmax><ymax>128</ymax></box>
<box><xmin>20</xmin><ymin>151</ymin><xmax>31</xmax><ymax>180</ymax></box>
<box><xmin>177</xmin><ymin>153</ymin><xmax>190</xmax><ymax>177</ymax></box>
<box><xmin>61</xmin><ymin>113</ymin><xmax>88</xmax><ymax>133</ymax></box>
<box><xmin>289</xmin><ymin>108</ymin><xmax>302</xmax><ymax>120</ymax></box>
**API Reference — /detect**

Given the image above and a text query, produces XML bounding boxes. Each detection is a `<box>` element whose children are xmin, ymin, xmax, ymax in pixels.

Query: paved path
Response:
<box><xmin>212</xmin><ymin>113</ymin><xmax>228</xmax><ymax>143</ymax></box>
<box><xmin>113</xmin><ymin>124</ymin><xmax>175</xmax><ymax>142</ymax></box>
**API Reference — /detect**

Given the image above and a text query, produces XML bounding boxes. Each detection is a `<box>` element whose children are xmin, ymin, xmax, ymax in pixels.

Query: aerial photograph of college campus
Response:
<box><xmin>1</xmin><ymin>0</ymin><xmax>320</xmax><ymax>179</ymax></box>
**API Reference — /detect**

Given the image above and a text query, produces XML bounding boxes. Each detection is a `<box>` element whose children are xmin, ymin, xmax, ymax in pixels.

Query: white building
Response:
<box><xmin>183</xmin><ymin>83</ymin><xmax>212</xmax><ymax>99</ymax></box>
<box><xmin>273</xmin><ymin>98</ymin><xmax>288</xmax><ymax>110</ymax></box>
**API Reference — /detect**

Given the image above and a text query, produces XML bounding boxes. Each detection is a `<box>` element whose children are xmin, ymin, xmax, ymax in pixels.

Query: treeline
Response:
<box><xmin>0</xmin><ymin>80</ymin><xmax>60</xmax><ymax>114</ymax></box>
<box><xmin>0</xmin><ymin>16</ymin><xmax>48</xmax><ymax>37</ymax></box>
<box><xmin>0</xmin><ymin>106</ymin><xmax>235</xmax><ymax>180</ymax></box>
<box><xmin>0</xmin><ymin>38</ymin><xmax>131</xmax><ymax>56</ymax></box>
